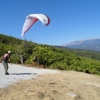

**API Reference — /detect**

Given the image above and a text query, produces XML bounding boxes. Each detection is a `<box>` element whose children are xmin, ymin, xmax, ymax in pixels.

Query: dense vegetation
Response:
<box><xmin>56</xmin><ymin>46</ymin><xmax>100</xmax><ymax>60</ymax></box>
<box><xmin>0</xmin><ymin>34</ymin><xmax>100</xmax><ymax>76</ymax></box>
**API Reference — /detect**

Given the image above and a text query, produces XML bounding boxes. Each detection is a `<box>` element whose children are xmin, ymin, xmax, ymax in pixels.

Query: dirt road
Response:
<box><xmin>0</xmin><ymin>69</ymin><xmax>100</xmax><ymax>100</ymax></box>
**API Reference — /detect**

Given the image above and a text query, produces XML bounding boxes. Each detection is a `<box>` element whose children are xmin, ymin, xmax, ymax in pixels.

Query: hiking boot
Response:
<box><xmin>5</xmin><ymin>72</ymin><xmax>9</xmax><ymax>75</ymax></box>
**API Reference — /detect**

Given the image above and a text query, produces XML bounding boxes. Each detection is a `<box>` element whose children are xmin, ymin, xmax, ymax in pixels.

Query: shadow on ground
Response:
<box><xmin>9</xmin><ymin>73</ymin><xmax>37</xmax><ymax>75</ymax></box>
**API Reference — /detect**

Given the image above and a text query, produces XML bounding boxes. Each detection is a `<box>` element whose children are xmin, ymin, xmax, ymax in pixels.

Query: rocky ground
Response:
<box><xmin>0</xmin><ymin>70</ymin><xmax>100</xmax><ymax>100</ymax></box>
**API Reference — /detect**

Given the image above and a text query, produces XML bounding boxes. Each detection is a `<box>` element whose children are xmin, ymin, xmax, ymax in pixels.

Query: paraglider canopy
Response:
<box><xmin>21</xmin><ymin>14</ymin><xmax>50</xmax><ymax>36</ymax></box>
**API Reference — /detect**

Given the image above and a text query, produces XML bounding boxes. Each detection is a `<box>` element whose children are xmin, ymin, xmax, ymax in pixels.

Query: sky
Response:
<box><xmin>0</xmin><ymin>0</ymin><xmax>100</xmax><ymax>46</ymax></box>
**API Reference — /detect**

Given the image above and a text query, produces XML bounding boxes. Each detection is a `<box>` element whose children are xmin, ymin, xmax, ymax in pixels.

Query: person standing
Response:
<box><xmin>33</xmin><ymin>56</ymin><xmax>39</xmax><ymax>66</ymax></box>
<box><xmin>20</xmin><ymin>53</ymin><xmax>24</xmax><ymax>64</ymax></box>
<box><xmin>0</xmin><ymin>51</ymin><xmax>12</xmax><ymax>75</ymax></box>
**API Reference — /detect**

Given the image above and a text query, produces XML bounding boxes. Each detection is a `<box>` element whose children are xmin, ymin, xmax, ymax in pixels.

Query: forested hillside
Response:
<box><xmin>0</xmin><ymin>34</ymin><xmax>100</xmax><ymax>76</ymax></box>
<box><xmin>56</xmin><ymin>46</ymin><xmax>100</xmax><ymax>60</ymax></box>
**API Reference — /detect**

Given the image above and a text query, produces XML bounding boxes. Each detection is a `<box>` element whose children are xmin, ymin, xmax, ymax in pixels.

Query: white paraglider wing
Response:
<box><xmin>21</xmin><ymin>14</ymin><xmax>50</xmax><ymax>36</ymax></box>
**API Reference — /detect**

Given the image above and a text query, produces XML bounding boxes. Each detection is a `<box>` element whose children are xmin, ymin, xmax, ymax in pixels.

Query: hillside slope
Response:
<box><xmin>0</xmin><ymin>34</ymin><xmax>100</xmax><ymax>76</ymax></box>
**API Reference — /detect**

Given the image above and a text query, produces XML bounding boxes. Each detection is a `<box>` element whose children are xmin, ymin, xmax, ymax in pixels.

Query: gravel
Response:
<box><xmin>0</xmin><ymin>63</ymin><xmax>59</xmax><ymax>88</ymax></box>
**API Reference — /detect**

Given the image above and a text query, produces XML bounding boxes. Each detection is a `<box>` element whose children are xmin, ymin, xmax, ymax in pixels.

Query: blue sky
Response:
<box><xmin>0</xmin><ymin>0</ymin><xmax>100</xmax><ymax>45</ymax></box>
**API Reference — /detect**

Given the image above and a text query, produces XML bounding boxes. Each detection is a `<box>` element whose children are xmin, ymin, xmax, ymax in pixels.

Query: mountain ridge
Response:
<box><xmin>62</xmin><ymin>38</ymin><xmax>100</xmax><ymax>52</ymax></box>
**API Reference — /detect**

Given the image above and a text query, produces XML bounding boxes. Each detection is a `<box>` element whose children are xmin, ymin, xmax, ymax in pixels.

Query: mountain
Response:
<box><xmin>62</xmin><ymin>39</ymin><xmax>100</xmax><ymax>52</ymax></box>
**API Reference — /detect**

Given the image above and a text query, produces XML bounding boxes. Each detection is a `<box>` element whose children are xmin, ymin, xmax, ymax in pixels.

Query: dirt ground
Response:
<box><xmin>0</xmin><ymin>70</ymin><xmax>100</xmax><ymax>100</ymax></box>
